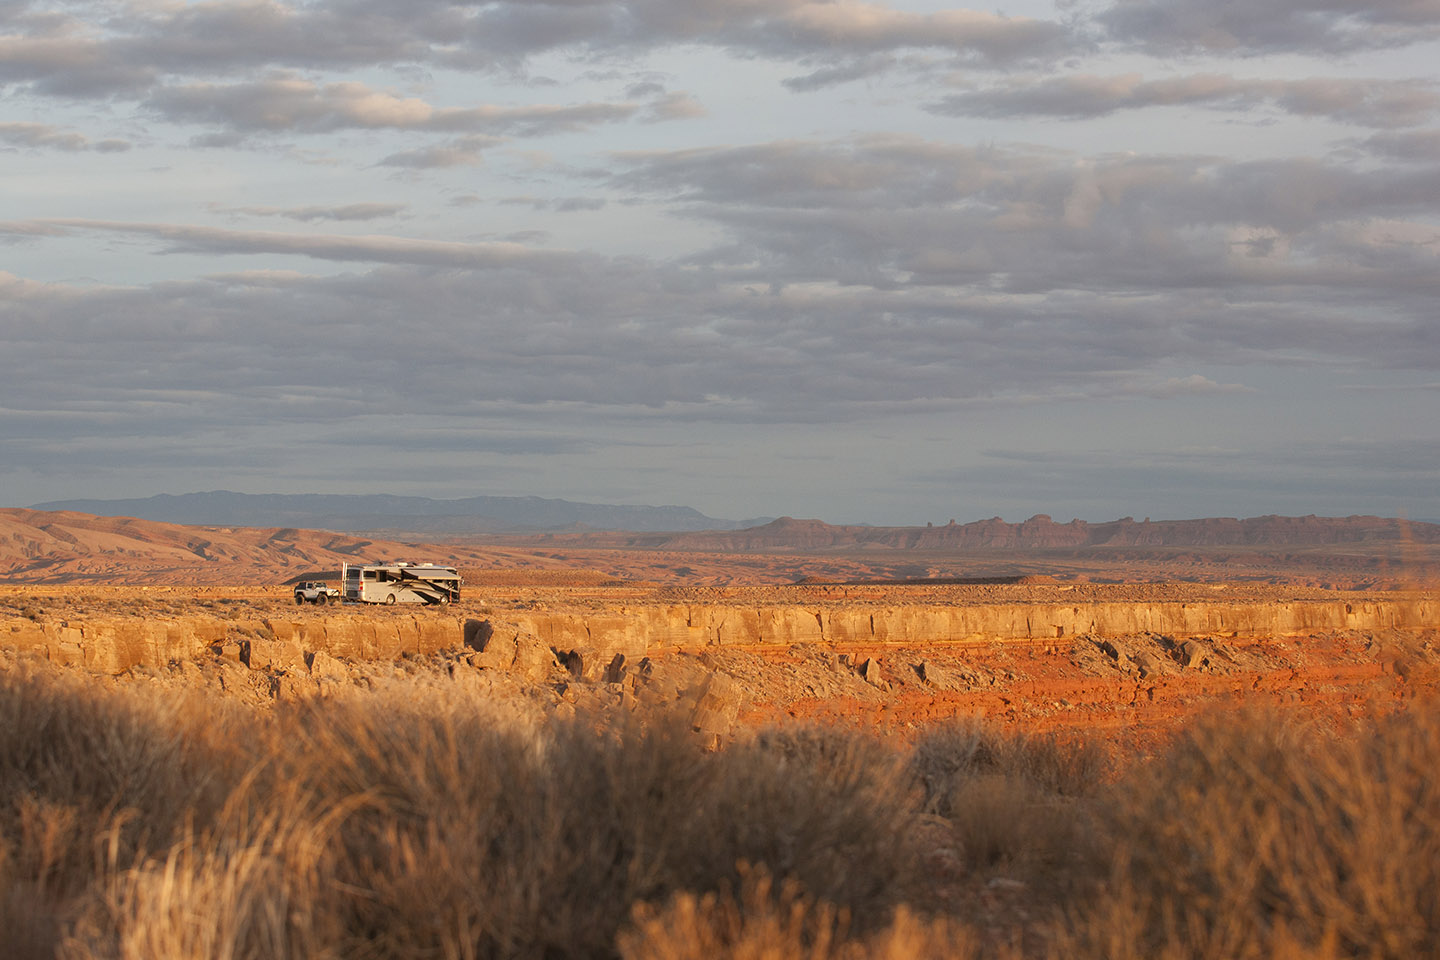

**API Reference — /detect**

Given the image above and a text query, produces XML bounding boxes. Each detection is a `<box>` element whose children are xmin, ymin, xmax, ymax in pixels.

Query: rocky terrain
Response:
<box><xmin>494</xmin><ymin>514</ymin><xmax>1440</xmax><ymax>589</ymax></box>
<box><xmin>4</xmin><ymin>582</ymin><xmax>1434</xmax><ymax>750</ymax></box>
<box><xmin>3</xmin><ymin>507</ymin><xmax>1437</xmax><ymax>748</ymax></box>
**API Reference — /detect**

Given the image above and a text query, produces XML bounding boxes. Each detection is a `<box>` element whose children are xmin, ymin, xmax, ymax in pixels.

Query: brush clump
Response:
<box><xmin>0</xmin><ymin>663</ymin><xmax>1436</xmax><ymax>960</ymax></box>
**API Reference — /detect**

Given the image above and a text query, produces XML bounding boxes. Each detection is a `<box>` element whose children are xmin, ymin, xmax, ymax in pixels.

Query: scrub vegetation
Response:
<box><xmin>1</xmin><ymin>665</ymin><xmax>1435</xmax><ymax>960</ymax></box>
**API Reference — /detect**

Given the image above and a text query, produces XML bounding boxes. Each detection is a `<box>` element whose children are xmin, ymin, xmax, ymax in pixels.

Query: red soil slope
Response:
<box><xmin>0</xmin><ymin>509</ymin><xmax>569</xmax><ymax>584</ymax></box>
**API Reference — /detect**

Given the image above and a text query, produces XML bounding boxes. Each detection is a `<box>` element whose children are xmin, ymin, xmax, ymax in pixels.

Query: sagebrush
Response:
<box><xmin>0</xmin><ymin>664</ymin><xmax>1434</xmax><ymax>960</ymax></box>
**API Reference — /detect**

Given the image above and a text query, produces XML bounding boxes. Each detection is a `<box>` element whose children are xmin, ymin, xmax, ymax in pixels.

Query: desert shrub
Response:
<box><xmin>0</xmin><ymin>668</ymin><xmax>254</xmax><ymax>887</ymax></box>
<box><xmin>292</xmin><ymin>699</ymin><xmax>712</xmax><ymax>959</ymax></box>
<box><xmin>618</xmin><ymin>866</ymin><xmax>977</xmax><ymax>960</ymax></box>
<box><xmin>0</xmin><ymin>667</ymin><xmax>267</xmax><ymax>959</ymax></box>
<box><xmin>909</xmin><ymin>720</ymin><xmax>1105</xmax><ymax>876</ymax></box>
<box><xmin>265</xmin><ymin>700</ymin><xmax>927</xmax><ymax>959</ymax></box>
<box><xmin>683</xmin><ymin>726</ymin><xmax>923</xmax><ymax>924</ymax></box>
<box><xmin>20</xmin><ymin>657</ymin><xmax>1440</xmax><ymax>960</ymax></box>
<box><xmin>1</xmin><ymin>831</ymin><xmax>72</xmax><ymax>960</ymax></box>
<box><xmin>64</xmin><ymin>817</ymin><xmax>333</xmax><ymax>960</ymax></box>
<box><xmin>1066</xmin><ymin>707</ymin><xmax>1440</xmax><ymax>960</ymax></box>
<box><xmin>911</xmin><ymin>719</ymin><xmax>1107</xmax><ymax>811</ymax></box>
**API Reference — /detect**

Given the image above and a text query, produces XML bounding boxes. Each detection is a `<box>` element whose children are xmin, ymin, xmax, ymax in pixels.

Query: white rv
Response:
<box><xmin>341</xmin><ymin>561</ymin><xmax>462</xmax><ymax>605</ymax></box>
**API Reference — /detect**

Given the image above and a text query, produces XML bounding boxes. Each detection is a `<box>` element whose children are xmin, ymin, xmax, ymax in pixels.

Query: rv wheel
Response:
<box><xmin>385</xmin><ymin>594</ymin><xmax>397</xmax><ymax>605</ymax></box>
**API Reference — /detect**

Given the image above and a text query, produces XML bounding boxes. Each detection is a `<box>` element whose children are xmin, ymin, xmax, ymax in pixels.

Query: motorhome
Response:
<box><xmin>341</xmin><ymin>561</ymin><xmax>461</xmax><ymax>605</ymax></box>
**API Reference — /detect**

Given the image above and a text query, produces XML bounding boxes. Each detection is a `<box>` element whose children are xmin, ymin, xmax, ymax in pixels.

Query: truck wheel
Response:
<box><xmin>295</xmin><ymin>595</ymin><xmax>304</xmax><ymax>605</ymax></box>
<box><xmin>319</xmin><ymin>594</ymin><xmax>329</xmax><ymax>605</ymax></box>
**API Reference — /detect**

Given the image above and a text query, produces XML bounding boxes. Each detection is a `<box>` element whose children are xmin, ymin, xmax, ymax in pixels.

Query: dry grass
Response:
<box><xmin>1063</xmin><ymin>707</ymin><xmax>1440</xmax><ymax>960</ymax></box>
<box><xmin>618</xmin><ymin>867</ymin><xmax>975</xmax><ymax>960</ymax></box>
<box><xmin>909</xmin><ymin>719</ymin><xmax>1108</xmax><ymax>882</ymax></box>
<box><xmin>1</xmin><ymin>663</ymin><xmax>1436</xmax><ymax>959</ymax></box>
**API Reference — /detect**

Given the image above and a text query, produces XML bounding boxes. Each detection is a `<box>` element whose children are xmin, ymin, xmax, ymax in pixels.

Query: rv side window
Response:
<box><xmin>363</xmin><ymin>570</ymin><xmax>378</xmax><ymax>580</ymax></box>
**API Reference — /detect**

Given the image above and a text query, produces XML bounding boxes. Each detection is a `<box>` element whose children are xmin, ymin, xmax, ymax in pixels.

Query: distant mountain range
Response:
<box><xmin>27</xmin><ymin>491</ymin><xmax>771</xmax><ymax>534</ymax></box>
<box><xmin>536</xmin><ymin>513</ymin><xmax>1440</xmax><ymax>551</ymax></box>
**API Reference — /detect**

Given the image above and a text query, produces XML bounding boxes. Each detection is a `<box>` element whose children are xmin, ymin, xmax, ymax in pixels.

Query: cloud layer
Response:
<box><xmin>3</xmin><ymin>0</ymin><xmax>1439</xmax><ymax>521</ymax></box>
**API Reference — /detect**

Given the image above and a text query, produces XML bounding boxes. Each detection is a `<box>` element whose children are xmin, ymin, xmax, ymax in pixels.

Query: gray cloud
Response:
<box><xmin>748</xmin><ymin>3</ymin><xmax>1068</xmax><ymax>62</ymax></box>
<box><xmin>17</xmin><ymin>136</ymin><xmax>1440</xmax><ymax>375</ymax></box>
<box><xmin>24</xmin><ymin>219</ymin><xmax>579</xmax><ymax>270</ymax></box>
<box><xmin>0</xmin><ymin>221</ymin><xmax>69</xmax><ymax>240</ymax></box>
<box><xmin>642</xmin><ymin>91</ymin><xmax>707</xmax><ymax>122</ymax></box>
<box><xmin>418</xmin><ymin>0</ymin><xmax>1072</xmax><ymax>70</ymax></box>
<box><xmin>221</xmin><ymin>202</ymin><xmax>408</xmax><ymax>222</ymax></box>
<box><xmin>604</xmin><ymin>137</ymin><xmax>1440</xmax><ymax>383</ymax></box>
<box><xmin>782</xmin><ymin>55</ymin><xmax>899</xmax><ymax>92</ymax></box>
<box><xmin>0</xmin><ymin>121</ymin><xmax>129</xmax><ymax>151</ymax></box>
<box><xmin>377</xmin><ymin>135</ymin><xmax>503</xmax><ymax>169</ymax></box>
<box><xmin>146</xmin><ymin>72</ymin><xmax>641</xmax><ymax>137</ymax></box>
<box><xmin>5</xmin><ymin>4</ymin><xmax>1439</xmax><ymax>520</ymax></box>
<box><xmin>613</xmin><ymin>135</ymin><xmax>1440</xmax><ymax>260</ymax></box>
<box><xmin>1360</xmin><ymin>128</ymin><xmax>1440</xmax><ymax>161</ymax></box>
<box><xmin>554</xmin><ymin>196</ymin><xmax>607</xmax><ymax>212</ymax></box>
<box><xmin>499</xmin><ymin>196</ymin><xmax>607</xmax><ymax>212</ymax></box>
<box><xmin>1100</xmin><ymin>0</ymin><xmax>1440</xmax><ymax>54</ymax></box>
<box><xmin>943</xmin><ymin>437</ymin><xmax>1440</xmax><ymax>519</ymax></box>
<box><xmin>1115</xmin><ymin>375</ymin><xmax>1257</xmax><ymax>398</ymax></box>
<box><xmin>7</xmin><ymin>124</ymin><xmax>1439</xmax><ymax>426</ymax></box>
<box><xmin>932</xmin><ymin>73</ymin><xmax>1440</xmax><ymax>127</ymax></box>
<box><xmin>320</xmin><ymin>426</ymin><xmax>597</xmax><ymax>456</ymax></box>
<box><xmin>0</xmin><ymin>0</ymin><xmax>1073</xmax><ymax>105</ymax></box>
<box><xmin>0</xmin><ymin>27</ymin><xmax>157</xmax><ymax>98</ymax></box>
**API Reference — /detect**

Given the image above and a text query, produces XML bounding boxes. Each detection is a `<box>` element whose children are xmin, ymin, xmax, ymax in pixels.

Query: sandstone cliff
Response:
<box><xmin>6</xmin><ymin>598</ymin><xmax>1433</xmax><ymax>676</ymax></box>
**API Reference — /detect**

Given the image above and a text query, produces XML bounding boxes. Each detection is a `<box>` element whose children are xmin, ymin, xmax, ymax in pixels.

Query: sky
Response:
<box><xmin>2</xmin><ymin>0</ymin><xmax>1439</xmax><ymax>526</ymax></box>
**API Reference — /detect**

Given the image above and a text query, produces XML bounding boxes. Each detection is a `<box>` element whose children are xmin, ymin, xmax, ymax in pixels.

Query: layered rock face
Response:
<box><xmin>2</xmin><ymin>614</ymin><xmax>459</xmax><ymax>675</ymax></box>
<box><xmin>5</xmin><ymin>598</ymin><xmax>1434</xmax><ymax>676</ymax></box>
<box><xmin>506</xmin><ymin>598</ymin><xmax>1436</xmax><ymax>660</ymax></box>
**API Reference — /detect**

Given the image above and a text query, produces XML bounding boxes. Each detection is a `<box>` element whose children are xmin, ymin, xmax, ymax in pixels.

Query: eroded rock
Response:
<box><xmin>308</xmin><ymin>650</ymin><xmax>349</xmax><ymax>683</ymax></box>
<box><xmin>512</xmin><ymin>633</ymin><xmax>560</xmax><ymax>684</ymax></box>
<box><xmin>689</xmin><ymin>672</ymin><xmax>742</xmax><ymax>742</ymax></box>
<box><xmin>1179</xmin><ymin>639</ymin><xmax>1211</xmax><ymax>669</ymax></box>
<box><xmin>1132</xmin><ymin>650</ymin><xmax>1164</xmax><ymax>679</ymax></box>
<box><xmin>463</xmin><ymin>619</ymin><xmax>493</xmax><ymax>652</ymax></box>
<box><xmin>472</xmin><ymin>629</ymin><xmax>518</xmax><ymax>671</ymax></box>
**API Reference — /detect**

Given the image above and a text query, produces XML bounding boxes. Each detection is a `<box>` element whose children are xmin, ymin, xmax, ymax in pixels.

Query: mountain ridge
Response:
<box><xmin>2</xmin><ymin>508</ymin><xmax>1436</xmax><ymax>585</ymax></box>
<box><xmin>525</xmin><ymin>512</ymin><xmax>1440</xmax><ymax>551</ymax></box>
<box><xmin>28</xmin><ymin>491</ymin><xmax>771</xmax><ymax>534</ymax></box>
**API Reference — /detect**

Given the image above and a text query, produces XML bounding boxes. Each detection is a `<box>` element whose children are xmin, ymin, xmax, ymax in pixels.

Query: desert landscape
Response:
<box><xmin>12</xmin><ymin>0</ymin><xmax>1440</xmax><ymax>953</ymax></box>
<box><xmin>2</xmin><ymin>507</ymin><xmax>1438</xmax><ymax>958</ymax></box>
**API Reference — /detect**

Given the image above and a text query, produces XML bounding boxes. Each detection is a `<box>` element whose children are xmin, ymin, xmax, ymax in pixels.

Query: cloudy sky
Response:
<box><xmin>3</xmin><ymin>0</ymin><xmax>1438</xmax><ymax>525</ymax></box>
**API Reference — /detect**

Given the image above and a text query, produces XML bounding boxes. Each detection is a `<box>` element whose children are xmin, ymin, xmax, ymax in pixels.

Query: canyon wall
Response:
<box><xmin>504</xmin><ymin>599</ymin><xmax>1436</xmax><ymax>659</ymax></box>
<box><xmin>4</xmin><ymin>598</ymin><xmax>1435</xmax><ymax>676</ymax></box>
